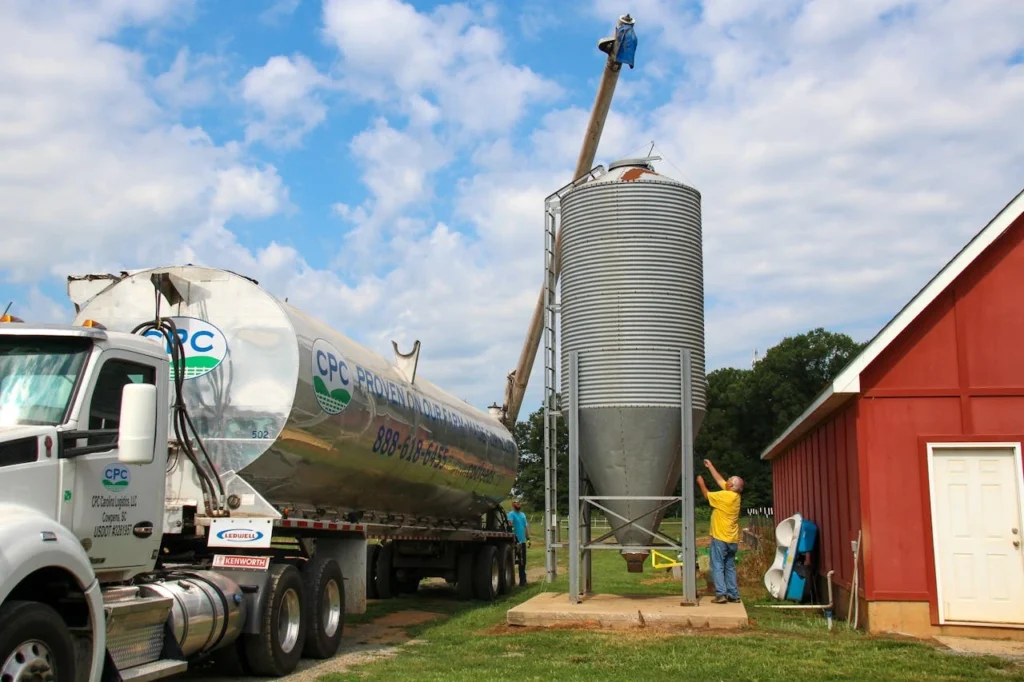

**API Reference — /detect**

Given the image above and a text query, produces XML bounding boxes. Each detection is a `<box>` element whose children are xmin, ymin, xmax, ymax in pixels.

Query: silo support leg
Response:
<box><xmin>582</xmin><ymin>479</ymin><xmax>592</xmax><ymax>595</ymax></box>
<box><xmin>568</xmin><ymin>350</ymin><xmax>581</xmax><ymax>604</ymax></box>
<box><xmin>680</xmin><ymin>349</ymin><xmax>697</xmax><ymax>605</ymax></box>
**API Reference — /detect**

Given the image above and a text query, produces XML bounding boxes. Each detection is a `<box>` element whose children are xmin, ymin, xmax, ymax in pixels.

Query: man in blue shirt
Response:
<box><xmin>508</xmin><ymin>500</ymin><xmax>530</xmax><ymax>586</ymax></box>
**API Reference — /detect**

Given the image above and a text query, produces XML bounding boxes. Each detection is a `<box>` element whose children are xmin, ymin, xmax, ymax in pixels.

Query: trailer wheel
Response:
<box><xmin>366</xmin><ymin>544</ymin><xmax>381</xmax><ymax>599</ymax></box>
<box><xmin>301</xmin><ymin>556</ymin><xmax>345</xmax><ymax>659</ymax></box>
<box><xmin>456</xmin><ymin>551</ymin><xmax>475</xmax><ymax>600</ymax></box>
<box><xmin>498</xmin><ymin>543</ymin><xmax>516</xmax><ymax>594</ymax></box>
<box><xmin>0</xmin><ymin>601</ymin><xmax>76</xmax><ymax>682</ymax></box>
<box><xmin>375</xmin><ymin>543</ymin><xmax>396</xmax><ymax>599</ymax></box>
<box><xmin>474</xmin><ymin>545</ymin><xmax>500</xmax><ymax>602</ymax></box>
<box><xmin>241</xmin><ymin>563</ymin><xmax>306</xmax><ymax>677</ymax></box>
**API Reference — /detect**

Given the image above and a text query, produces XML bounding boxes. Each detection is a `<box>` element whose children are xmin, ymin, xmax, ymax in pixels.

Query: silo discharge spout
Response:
<box><xmin>622</xmin><ymin>551</ymin><xmax>649</xmax><ymax>573</ymax></box>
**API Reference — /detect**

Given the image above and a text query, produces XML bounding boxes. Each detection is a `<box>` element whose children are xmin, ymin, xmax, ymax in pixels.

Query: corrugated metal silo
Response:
<box><xmin>559</xmin><ymin>158</ymin><xmax>706</xmax><ymax>570</ymax></box>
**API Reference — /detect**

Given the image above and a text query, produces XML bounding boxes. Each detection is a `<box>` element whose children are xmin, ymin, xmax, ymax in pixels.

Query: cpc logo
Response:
<box><xmin>215</xmin><ymin>528</ymin><xmax>265</xmax><ymax>543</ymax></box>
<box><xmin>143</xmin><ymin>317</ymin><xmax>228</xmax><ymax>381</ymax></box>
<box><xmin>311</xmin><ymin>339</ymin><xmax>352</xmax><ymax>415</ymax></box>
<box><xmin>102</xmin><ymin>465</ymin><xmax>130</xmax><ymax>490</ymax></box>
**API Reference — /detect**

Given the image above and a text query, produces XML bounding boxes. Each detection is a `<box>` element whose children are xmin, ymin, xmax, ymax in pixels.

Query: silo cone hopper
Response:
<box><xmin>578</xmin><ymin>407</ymin><xmax>703</xmax><ymax>572</ymax></box>
<box><xmin>560</xmin><ymin>158</ymin><xmax>707</xmax><ymax>572</ymax></box>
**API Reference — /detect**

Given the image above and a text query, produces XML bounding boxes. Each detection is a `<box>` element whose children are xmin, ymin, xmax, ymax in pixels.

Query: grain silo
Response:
<box><xmin>559</xmin><ymin>158</ymin><xmax>706</xmax><ymax>572</ymax></box>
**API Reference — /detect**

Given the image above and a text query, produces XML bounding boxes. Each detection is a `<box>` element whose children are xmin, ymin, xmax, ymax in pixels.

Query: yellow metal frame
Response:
<box><xmin>650</xmin><ymin>549</ymin><xmax>682</xmax><ymax>569</ymax></box>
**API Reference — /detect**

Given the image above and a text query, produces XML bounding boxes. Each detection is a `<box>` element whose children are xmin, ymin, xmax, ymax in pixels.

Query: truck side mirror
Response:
<box><xmin>118</xmin><ymin>383</ymin><xmax>157</xmax><ymax>465</ymax></box>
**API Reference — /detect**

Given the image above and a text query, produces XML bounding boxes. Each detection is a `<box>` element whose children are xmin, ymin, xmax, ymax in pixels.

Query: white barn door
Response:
<box><xmin>928</xmin><ymin>443</ymin><xmax>1024</xmax><ymax>625</ymax></box>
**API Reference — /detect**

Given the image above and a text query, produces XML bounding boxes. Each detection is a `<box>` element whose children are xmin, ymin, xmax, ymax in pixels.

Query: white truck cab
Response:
<box><xmin>0</xmin><ymin>320</ymin><xmax>167</xmax><ymax>682</ymax></box>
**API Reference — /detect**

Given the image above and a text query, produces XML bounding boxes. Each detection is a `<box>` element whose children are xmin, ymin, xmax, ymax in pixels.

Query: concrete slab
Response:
<box><xmin>506</xmin><ymin>593</ymin><xmax>749</xmax><ymax>630</ymax></box>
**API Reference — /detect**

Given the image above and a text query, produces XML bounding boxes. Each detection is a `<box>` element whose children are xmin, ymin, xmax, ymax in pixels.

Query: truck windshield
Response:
<box><xmin>0</xmin><ymin>337</ymin><xmax>91</xmax><ymax>427</ymax></box>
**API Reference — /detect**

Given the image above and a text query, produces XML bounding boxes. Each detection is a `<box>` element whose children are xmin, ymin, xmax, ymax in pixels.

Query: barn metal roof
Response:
<box><xmin>761</xmin><ymin>186</ymin><xmax>1024</xmax><ymax>461</ymax></box>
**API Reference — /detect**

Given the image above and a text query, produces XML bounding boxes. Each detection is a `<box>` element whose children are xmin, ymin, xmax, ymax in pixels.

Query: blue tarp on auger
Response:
<box><xmin>615</xmin><ymin>22</ymin><xmax>637</xmax><ymax>68</ymax></box>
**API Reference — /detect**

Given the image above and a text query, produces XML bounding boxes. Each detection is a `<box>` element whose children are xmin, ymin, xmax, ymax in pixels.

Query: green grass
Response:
<box><xmin>322</xmin><ymin>537</ymin><xmax>1023</xmax><ymax>681</ymax></box>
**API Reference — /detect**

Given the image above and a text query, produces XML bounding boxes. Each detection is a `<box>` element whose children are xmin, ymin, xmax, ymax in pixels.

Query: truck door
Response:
<box><xmin>67</xmin><ymin>353</ymin><xmax>166</xmax><ymax>576</ymax></box>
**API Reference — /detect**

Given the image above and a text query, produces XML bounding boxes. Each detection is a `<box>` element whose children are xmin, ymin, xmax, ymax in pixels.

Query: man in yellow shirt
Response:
<box><xmin>697</xmin><ymin>459</ymin><xmax>743</xmax><ymax>604</ymax></box>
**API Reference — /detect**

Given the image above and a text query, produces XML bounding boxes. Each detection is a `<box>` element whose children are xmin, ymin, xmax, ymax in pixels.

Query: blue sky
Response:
<box><xmin>1</xmin><ymin>0</ymin><xmax>1023</xmax><ymax>416</ymax></box>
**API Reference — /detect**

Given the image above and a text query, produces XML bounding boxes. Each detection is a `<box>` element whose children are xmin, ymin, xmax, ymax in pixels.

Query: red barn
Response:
<box><xmin>762</xmin><ymin>189</ymin><xmax>1024</xmax><ymax>640</ymax></box>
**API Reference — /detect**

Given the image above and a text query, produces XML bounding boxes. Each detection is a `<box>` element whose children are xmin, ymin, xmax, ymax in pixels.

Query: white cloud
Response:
<box><xmin>0</xmin><ymin>2</ymin><xmax>287</xmax><ymax>283</ymax></box>
<box><xmin>240</xmin><ymin>54</ymin><xmax>330</xmax><ymax>148</ymax></box>
<box><xmin>321</xmin><ymin>0</ymin><xmax>561</xmax><ymax>135</ymax></box>
<box><xmin>153</xmin><ymin>46</ymin><xmax>216</xmax><ymax>109</ymax></box>
<box><xmin>211</xmin><ymin>165</ymin><xmax>289</xmax><ymax>220</ymax></box>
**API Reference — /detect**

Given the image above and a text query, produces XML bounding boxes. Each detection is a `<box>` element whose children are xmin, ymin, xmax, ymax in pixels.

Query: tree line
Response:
<box><xmin>512</xmin><ymin>327</ymin><xmax>865</xmax><ymax>512</ymax></box>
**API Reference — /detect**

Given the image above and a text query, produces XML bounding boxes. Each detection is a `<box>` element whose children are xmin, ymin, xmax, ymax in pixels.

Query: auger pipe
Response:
<box><xmin>502</xmin><ymin>14</ymin><xmax>637</xmax><ymax>427</ymax></box>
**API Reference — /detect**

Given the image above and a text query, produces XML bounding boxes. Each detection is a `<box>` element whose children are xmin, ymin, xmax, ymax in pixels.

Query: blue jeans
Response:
<box><xmin>710</xmin><ymin>538</ymin><xmax>739</xmax><ymax>600</ymax></box>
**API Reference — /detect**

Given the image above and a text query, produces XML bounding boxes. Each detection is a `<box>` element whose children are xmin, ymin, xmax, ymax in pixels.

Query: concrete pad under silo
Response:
<box><xmin>506</xmin><ymin>593</ymin><xmax>748</xmax><ymax>630</ymax></box>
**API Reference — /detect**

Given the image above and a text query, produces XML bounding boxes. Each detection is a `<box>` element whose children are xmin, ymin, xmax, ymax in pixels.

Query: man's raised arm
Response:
<box><xmin>696</xmin><ymin>475</ymin><xmax>710</xmax><ymax>500</ymax></box>
<box><xmin>704</xmin><ymin>459</ymin><xmax>727</xmax><ymax>489</ymax></box>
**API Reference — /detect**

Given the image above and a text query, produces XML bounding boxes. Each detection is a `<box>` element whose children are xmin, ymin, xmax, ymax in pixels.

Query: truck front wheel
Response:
<box><xmin>241</xmin><ymin>564</ymin><xmax>306</xmax><ymax>677</ymax></box>
<box><xmin>0</xmin><ymin>601</ymin><xmax>76</xmax><ymax>682</ymax></box>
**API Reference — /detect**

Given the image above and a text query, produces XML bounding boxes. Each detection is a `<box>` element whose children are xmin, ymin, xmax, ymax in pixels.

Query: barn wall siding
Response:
<box><xmin>771</xmin><ymin>403</ymin><xmax>860</xmax><ymax>588</ymax></box>
<box><xmin>770</xmin><ymin>211</ymin><xmax>1024</xmax><ymax>619</ymax></box>
<box><xmin>855</xmin><ymin>213</ymin><xmax>1024</xmax><ymax>601</ymax></box>
<box><xmin>858</xmin><ymin>395</ymin><xmax>962</xmax><ymax>598</ymax></box>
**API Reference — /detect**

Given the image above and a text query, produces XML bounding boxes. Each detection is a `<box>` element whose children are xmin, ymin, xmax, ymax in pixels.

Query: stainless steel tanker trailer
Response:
<box><xmin>0</xmin><ymin>265</ymin><xmax>519</xmax><ymax>681</ymax></box>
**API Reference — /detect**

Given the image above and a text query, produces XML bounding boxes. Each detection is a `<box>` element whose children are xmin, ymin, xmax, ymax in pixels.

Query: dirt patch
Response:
<box><xmin>350</xmin><ymin>610</ymin><xmax>445</xmax><ymax>645</ymax></box>
<box><xmin>186</xmin><ymin>610</ymin><xmax>448</xmax><ymax>681</ymax></box>
<box><xmin>371</xmin><ymin>610</ymin><xmax>444</xmax><ymax>628</ymax></box>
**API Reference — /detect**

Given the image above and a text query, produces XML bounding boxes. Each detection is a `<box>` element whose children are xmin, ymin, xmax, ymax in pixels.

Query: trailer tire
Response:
<box><xmin>456</xmin><ymin>551</ymin><xmax>475</xmax><ymax>600</ymax></box>
<box><xmin>241</xmin><ymin>563</ymin><xmax>306</xmax><ymax>677</ymax></box>
<box><xmin>375</xmin><ymin>543</ymin><xmax>396</xmax><ymax>599</ymax></box>
<box><xmin>301</xmin><ymin>556</ymin><xmax>345</xmax><ymax>660</ymax></box>
<box><xmin>474</xmin><ymin>545</ymin><xmax>500</xmax><ymax>602</ymax></box>
<box><xmin>366</xmin><ymin>544</ymin><xmax>380</xmax><ymax>599</ymax></box>
<box><xmin>498</xmin><ymin>543</ymin><xmax>516</xmax><ymax>594</ymax></box>
<box><xmin>0</xmin><ymin>601</ymin><xmax>76</xmax><ymax>682</ymax></box>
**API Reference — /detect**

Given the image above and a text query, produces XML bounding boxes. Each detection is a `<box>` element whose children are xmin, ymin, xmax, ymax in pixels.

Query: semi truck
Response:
<box><xmin>0</xmin><ymin>265</ymin><xmax>520</xmax><ymax>682</ymax></box>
